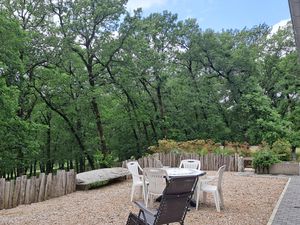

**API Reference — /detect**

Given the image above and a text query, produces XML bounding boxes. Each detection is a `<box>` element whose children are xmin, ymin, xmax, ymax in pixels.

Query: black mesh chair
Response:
<box><xmin>126</xmin><ymin>212</ymin><xmax>147</xmax><ymax>225</ymax></box>
<box><xmin>126</xmin><ymin>175</ymin><xmax>198</xmax><ymax>225</ymax></box>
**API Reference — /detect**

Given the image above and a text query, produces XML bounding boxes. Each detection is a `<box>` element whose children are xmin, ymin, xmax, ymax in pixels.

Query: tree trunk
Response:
<box><xmin>46</xmin><ymin>120</ymin><xmax>52</xmax><ymax>174</ymax></box>
<box><xmin>143</xmin><ymin>122</ymin><xmax>151</xmax><ymax>147</ymax></box>
<box><xmin>90</xmin><ymin>97</ymin><xmax>108</xmax><ymax>154</ymax></box>
<box><xmin>156</xmin><ymin>82</ymin><xmax>167</xmax><ymax>138</ymax></box>
<box><xmin>33</xmin><ymin>161</ymin><xmax>37</xmax><ymax>176</ymax></box>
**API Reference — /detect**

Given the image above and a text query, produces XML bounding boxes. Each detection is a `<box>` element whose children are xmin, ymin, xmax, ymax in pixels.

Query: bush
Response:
<box><xmin>223</xmin><ymin>141</ymin><xmax>251</xmax><ymax>156</ymax></box>
<box><xmin>149</xmin><ymin>139</ymin><xmax>219</xmax><ymax>153</ymax></box>
<box><xmin>271</xmin><ymin>139</ymin><xmax>292</xmax><ymax>161</ymax></box>
<box><xmin>213</xmin><ymin>147</ymin><xmax>234</xmax><ymax>156</ymax></box>
<box><xmin>94</xmin><ymin>152</ymin><xmax>119</xmax><ymax>168</ymax></box>
<box><xmin>196</xmin><ymin>147</ymin><xmax>208</xmax><ymax>156</ymax></box>
<box><xmin>252</xmin><ymin>150</ymin><xmax>280</xmax><ymax>174</ymax></box>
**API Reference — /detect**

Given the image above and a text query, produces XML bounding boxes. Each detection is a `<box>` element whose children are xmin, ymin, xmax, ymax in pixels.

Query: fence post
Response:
<box><xmin>34</xmin><ymin>177</ymin><xmax>41</xmax><ymax>203</ymax></box>
<box><xmin>12</xmin><ymin>177</ymin><xmax>21</xmax><ymax>207</ymax></box>
<box><xmin>44</xmin><ymin>173</ymin><xmax>52</xmax><ymax>200</ymax></box>
<box><xmin>238</xmin><ymin>156</ymin><xmax>244</xmax><ymax>172</ymax></box>
<box><xmin>30</xmin><ymin>177</ymin><xmax>36</xmax><ymax>203</ymax></box>
<box><xmin>0</xmin><ymin>178</ymin><xmax>5</xmax><ymax>210</ymax></box>
<box><xmin>24</xmin><ymin>179</ymin><xmax>31</xmax><ymax>204</ymax></box>
<box><xmin>19</xmin><ymin>175</ymin><xmax>27</xmax><ymax>205</ymax></box>
<box><xmin>38</xmin><ymin>173</ymin><xmax>46</xmax><ymax>202</ymax></box>
<box><xmin>4</xmin><ymin>181</ymin><xmax>10</xmax><ymax>209</ymax></box>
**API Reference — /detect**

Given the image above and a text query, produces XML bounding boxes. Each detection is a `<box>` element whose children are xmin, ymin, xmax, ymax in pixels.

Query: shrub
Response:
<box><xmin>224</xmin><ymin>141</ymin><xmax>251</xmax><ymax>156</ymax></box>
<box><xmin>196</xmin><ymin>147</ymin><xmax>208</xmax><ymax>156</ymax></box>
<box><xmin>252</xmin><ymin>150</ymin><xmax>280</xmax><ymax>173</ymax></box>
<box><xmin>271</xmin><ymin>139</ymin><xmax>292</xmax><ymax>161</ymax></box>
<box><xmin>94</xmin><ymin>152</ymin><xmax>119</xmax><ymax>168</ymax></box>
<box><xmin>213</xmin><ymin>147</ymin><xmax>234</xmax><ymax>156</ymax></box>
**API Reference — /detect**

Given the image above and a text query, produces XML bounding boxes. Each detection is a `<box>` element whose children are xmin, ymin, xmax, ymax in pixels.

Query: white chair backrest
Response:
<box><xmin>153</xmin><ymin>159</ymin><xmax>163</xmax><ymax>168</ymax></box>
<box><xmin>127</xmin><ymin>161</ymin><xmax>143</xmax><ymax>183</ymax></box>
<box><xmin>216</xmin><ymin>165</ymin><xmax>226</xmax><ymax>190</ymax></box>
<box><xmin>179</xmin><ymin>159</ymin><xmax>201</xmax><ymax>170</ymax></box>
<box><xmin>143</xmin><ymin>168</ymin><xmax>167</xmax><ymax>195</ymax></box>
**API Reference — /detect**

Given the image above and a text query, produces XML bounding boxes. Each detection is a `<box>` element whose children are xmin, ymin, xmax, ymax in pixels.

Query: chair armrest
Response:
<box><xmin>134</xmin><ymin>201</ymin><xmax>157</xmax><ymax>216</ymax></box>
<box><xmin>198</xmin><ymin>176</ymin><xmax>217</xmax><ymax>187</ymax></box>
<box><xmin>207</xmin><ymin>175</ymin><xmax>217</xmax><ymax>181</ymax></box>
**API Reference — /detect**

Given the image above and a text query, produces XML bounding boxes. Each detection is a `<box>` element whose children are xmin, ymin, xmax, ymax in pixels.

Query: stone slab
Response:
<box><xmin>76</xmin><ymin>167</ymin><xmax>130</xmax><ymax>190</ymax></box>
<box><xmin>269</xmin><ymin>162</ymin><xmax>300</xmax><ymax>175</ymax></box>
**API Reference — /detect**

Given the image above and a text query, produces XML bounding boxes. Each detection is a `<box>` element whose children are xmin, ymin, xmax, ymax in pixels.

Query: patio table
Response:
<box><xmin>143</xmin><ymin>167</ymin><xmax>206</xmax><ymax>208</ymax></box>
<box><xmin>163</xmin><ymin>167</ymin><xmax>206</xmax><ymax>178</ymax></box>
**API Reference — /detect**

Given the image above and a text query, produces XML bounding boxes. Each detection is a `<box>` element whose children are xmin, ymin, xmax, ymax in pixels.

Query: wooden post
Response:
<box><xmin>51</xmin><ymin>173</ymin><xmax>57</xmax><ymax>198</ymax></box>
<box><xmin>8</xmin><ymin>180</ymin><xmax>14</xmax><ymax>208</ymax></box>
<box><xmin>72</xmin><ymin>170</ymin><xmax>76</xmax><ymax>192</ymax></box>
<box><xmin>0</xmin><ymin>178</ymin><xmax>5</xmax><ymax>210</ymax></box>
<box><xmin>24</xmin><ymin>179</ymin><xmax>31</xmax><ymax>204</ymax></box>
<box><xmin>44</xmin><ymin>173</ymin><xmax>52</xmax><ymax>200</ymax></box>
<box><xmin>30</xmin><ymin>176</ymin><xmax>36</xmax><ymax>203</ymax></box>
<box><xmin>38</xmin><ymin>173</ymin><xmax>46</xmax><ymax>202</ymax></box>
<box><xmin>34</xmin><ymin>177</ymin><xmax>41</xmax><ymax>203</ymax></box>
<box><xmin>238</xmin><ymin>157</ymin><xmax>244</xmax><ymax>172</ymax></box>
<box><xmin>66</xmin><ymin>170</ymin><xmax>76</xmax><ymax>194</ymax></box>
<box><xmin>66</xmin><ymin>171</ymin><xmax>71</xmax><ymax>194</ymax></box>
<box><xmin>19</xmin><ymin>175</ymin><xmax>27</xmax><ymax>205</ymax></box>
<box><xmin>12</xmin><ymin>177</ymin><xmax>21</xmax><ymax>207</ymax></box>
<box><xmin>4</xmin><ymin>181</ymin><xmax>10</xmax><ymax>209</ymax></box>
<box><xmin>234</xmin><ymin>154</ymin><xmax>239</xmax><ymax>171</ymax></box>
<box><xmin>61</xmin><ymin>170</ymin><xmax>67</xmax><ymax>196</ymax></box>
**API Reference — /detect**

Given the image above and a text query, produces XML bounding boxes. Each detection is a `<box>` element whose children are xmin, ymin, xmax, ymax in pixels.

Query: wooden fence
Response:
<box><xmin>122</xmin><ymin>152</ymin><xmax>244</xmax><ymax>172</ymax></box>
<box><xmin>0</xmin><ymin>170</ymin><xmax>76</xmax><ymax>210</ymax></box>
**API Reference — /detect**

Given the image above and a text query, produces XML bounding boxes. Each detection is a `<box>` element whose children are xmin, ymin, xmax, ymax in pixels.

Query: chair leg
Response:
<box><xmin>203</xmin><ymin>192</ymin><xmax>207</xmax><ymax>204</ymax></box>
<box><xmin>142</xmin><ymin>184</ymin><xmax>147</xmax><ymax>202</ymax></box>
<box><xmin>145</xmin><ymin>192</ymin><xmax>149</xmax><ymax>208</ymax></box>
<box><xmin>213</xmin><ymin>191</ymin><xmax>221</xmax><ymax>212</ymax></box>
<box><xmin>131</xmin><ymin>185</ymin><xmax>135</xmax><ymax>202</ymax></box>
<box><xmin>219</xmin><ymin>189</ymin><xmax>224</xmax><ymax>209</ymax></box>
<box><xmin>195</xmin><ymin>188</ymin><xmax>200</xmax><ymax>210</ymax></box>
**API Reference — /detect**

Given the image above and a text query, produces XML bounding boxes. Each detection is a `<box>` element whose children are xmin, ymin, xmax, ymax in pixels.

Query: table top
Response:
<box><xmin>163</xmin><ymin>168</ymin><xmax>206</xmax><ymax>177</ymax></box>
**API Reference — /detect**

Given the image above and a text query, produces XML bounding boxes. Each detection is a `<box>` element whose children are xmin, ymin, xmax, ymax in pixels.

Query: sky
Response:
<box><xmin>126</xmin><ymin>0</ymin><xmax>291</xmax><ymax>31</ymax></box>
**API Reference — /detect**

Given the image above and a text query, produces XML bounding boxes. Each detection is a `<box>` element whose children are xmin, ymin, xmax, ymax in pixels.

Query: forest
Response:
<box><xmin>0</xmin><ymin>0</ymin><xmax>299</xmax><ymax>179</ymax></box>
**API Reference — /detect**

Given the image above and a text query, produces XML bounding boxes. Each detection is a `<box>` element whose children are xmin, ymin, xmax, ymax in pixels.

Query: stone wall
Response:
<box><xmin>269</xmin><ymin>162</ymin><xmax>300</xmax><ymax>175</ymax></box>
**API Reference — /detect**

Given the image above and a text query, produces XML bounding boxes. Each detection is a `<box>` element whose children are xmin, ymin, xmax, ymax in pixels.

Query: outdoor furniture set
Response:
<box><xmin>126</xmin><ymin>159</ymin><xmax>226</xmax><ymax>224</ymax></box>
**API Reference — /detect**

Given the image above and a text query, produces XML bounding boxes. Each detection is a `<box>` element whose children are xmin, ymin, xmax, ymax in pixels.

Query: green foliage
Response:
<box><xmin>213</xmin><ymin>147</ymin><xmax>235</xmax><ymax>156</ymax></box>
<box><xmin>0</xmin><ymin>13</ymin><xmax>24</xmax><ymax>76</ymax></box>
<box><xmin>196</xmin><ymin>148</ymin><xmax>208</xmax><ymax>156</ymax></box>
<box><xmin>0</xmin><ymin>1</ymin><xmax>299</xmax><ymax>177</ymax></box>
<box><xmin>252</xmin><ymin>150</ymin><xmax>280</xmax><ymax>169</ymax></box>
<box><xmin>89</xmin><ymin>180</ymin><xmax>109</xmax><ymax>189</ymax></box>
<box><xmin>296</xmin><ymin>149</ymin><xmax>300</xmax><ymax>162</ymax></box>
<box><xmin>94</xmin><ymin>152</ymin><xmax>119</xmax><ymax>168</ymax></box>
<box><xmin>272</xmin><ymin>139</ymin><xmax>292</xmax><ymax>161</ymax></box>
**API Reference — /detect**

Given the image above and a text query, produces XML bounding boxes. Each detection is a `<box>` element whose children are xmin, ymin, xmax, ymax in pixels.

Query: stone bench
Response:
<box><xmin>76</xmin><ymin>167</ymin><xmax>131</xmax><ymax>190</ymax></box>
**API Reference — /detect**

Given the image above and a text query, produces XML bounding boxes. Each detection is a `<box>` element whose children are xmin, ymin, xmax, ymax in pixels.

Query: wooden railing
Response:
<box><xmin>0</xmin><ymin>170</ymin><xmax>76</xmax><ymax>210</ymax></box>
<box><xmin>122</xmin><ymin>152</ymin><xmax>244</xmax><ymax>172</ymax></box>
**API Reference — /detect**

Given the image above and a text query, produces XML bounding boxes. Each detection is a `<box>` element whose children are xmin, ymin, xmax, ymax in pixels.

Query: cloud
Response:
<box><xmin>126</xmin><ymin>0</ymin><xmax>168</xmax><ymax>11</ymax></box>
<box><xmin>271</xmin><ymin>19</ymin><xmax>290</xmax><ymax>35</ymax></box>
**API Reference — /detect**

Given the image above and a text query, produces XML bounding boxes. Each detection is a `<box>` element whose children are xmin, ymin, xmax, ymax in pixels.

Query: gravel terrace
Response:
<box><xmin>0</xmin><ymin>172</ymin><xmax>287</xmax><ymax>225</ymax></box>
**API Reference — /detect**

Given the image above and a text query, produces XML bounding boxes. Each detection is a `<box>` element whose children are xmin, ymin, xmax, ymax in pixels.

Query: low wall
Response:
<box><xmin>269</xmin><ymin>162</ymin><xmax>300</xmax><ymax>175</ymax></box>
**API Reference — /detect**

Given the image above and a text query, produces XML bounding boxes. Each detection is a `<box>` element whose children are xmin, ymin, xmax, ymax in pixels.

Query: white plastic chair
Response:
<box><xmin>127</xmin><ymin>161</ymin><xmax>144</xmax><ymax>201</ymax></box>
<box><xmin>143</xmin><ymin>168</ymin><xmax>168</xmax><ymax>208</ymax></box>
<box><xmin>179</xmin><ymin>159</ymin><xmax>201</xmax><ymax>170</ymax></box>
<box><xmin>197</xmin><ymin>165</ymin><xmax>226</xmax><ymax>212</ymax></box>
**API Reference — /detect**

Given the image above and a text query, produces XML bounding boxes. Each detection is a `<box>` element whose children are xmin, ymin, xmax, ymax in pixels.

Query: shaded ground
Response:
<box><xmin>0</xmin><ymin>172</ymin><xmax>287</xmax><ymax>225</ymax></box>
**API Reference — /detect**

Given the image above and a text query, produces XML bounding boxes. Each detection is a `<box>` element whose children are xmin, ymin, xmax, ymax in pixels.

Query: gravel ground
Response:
<box><xmin>0</xmin><ymin>172</ymin><xmax>287</xmax><ymax>225</ymax></box>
